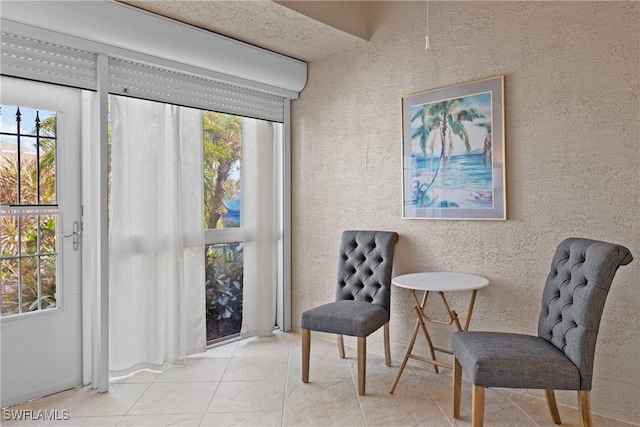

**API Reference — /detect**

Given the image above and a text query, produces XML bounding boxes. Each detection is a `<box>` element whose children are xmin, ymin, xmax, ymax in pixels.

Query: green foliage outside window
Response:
<box><xmin>205</xmin><ymin>242</ymin><xmax>243</xmax><ymax>341</ymax></box>
<box><xmin>1</xmin><ymin>114</ymin><xmax>58</xmax><ymax>316</ymax></box>
<box><xmin>203</xmin><ymin>111</ymin><xmax>244</xmax><ymax>342</ymax></box>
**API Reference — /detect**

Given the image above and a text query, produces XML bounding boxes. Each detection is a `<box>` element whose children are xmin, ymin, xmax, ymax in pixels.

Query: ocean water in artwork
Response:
<box><xmin>412</xmin><ymin>153</ymin><xmax>493</xmax><ymax>208</ymax></box>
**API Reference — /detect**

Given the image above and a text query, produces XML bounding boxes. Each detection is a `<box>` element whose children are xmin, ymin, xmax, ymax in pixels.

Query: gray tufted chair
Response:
<box><xmin>451</xmin><ymin>238</ymin><xmax>633</xmax><ymax>427</ymax></box>
<box><xmin>301</xmin><ymin>230</ymin><xmax>399</xmax><ymax>396</ymax></box>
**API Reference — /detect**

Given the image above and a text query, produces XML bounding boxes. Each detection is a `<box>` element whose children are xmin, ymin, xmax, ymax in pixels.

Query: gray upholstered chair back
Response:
<box><xmin>334</xmin><ymin>230</ymin><xmax>398</xmax><ymax>315</ymax></box>
<box><xmin>537</xmin><ymin>237</ymin><xmax>633</xmax><ymax>390</ymax></box>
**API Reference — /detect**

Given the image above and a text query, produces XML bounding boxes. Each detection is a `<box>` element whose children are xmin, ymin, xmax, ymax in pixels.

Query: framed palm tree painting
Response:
<box><xmin>402</xmin><ymin>76</ymin><xmax>506</xmax><ymax>220</ymax></box>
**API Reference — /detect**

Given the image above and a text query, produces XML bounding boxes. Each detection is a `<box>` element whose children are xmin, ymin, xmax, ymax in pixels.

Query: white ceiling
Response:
<box><xmin>117</xmin><ymin>1</ymin><xmax>370</xmax><ymax>62</ymax></box>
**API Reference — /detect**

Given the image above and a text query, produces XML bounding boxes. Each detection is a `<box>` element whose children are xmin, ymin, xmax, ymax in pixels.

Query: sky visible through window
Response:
<box><xmin>0</xmin><ymin>105</ymin><xmax>55</xmax><ymax>149</ymax></box>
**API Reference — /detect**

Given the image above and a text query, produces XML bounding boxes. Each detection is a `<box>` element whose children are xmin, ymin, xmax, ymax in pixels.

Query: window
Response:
<box><xmin>204</xmin><ymin>112</ymin><xmax>242</xmax><ymax>230</ymax></box>
<box><xmin>108</xmin><ymin>96</ymin><xmax>282</xmax><ymax>346</ymax></box>
<box><xmin>204</xmin><ymin>111</ymin><xmax>244</xmax><ymax>342</ymax></box>
<box><xmin>203</xmin><ymin>112</ymin><xmax>283</xmax><ymax>343</ymax></box>
<box><xmin>0</xmin><ymin>105</ymin><xmax>58</xmax><ymax>316</ymax></box>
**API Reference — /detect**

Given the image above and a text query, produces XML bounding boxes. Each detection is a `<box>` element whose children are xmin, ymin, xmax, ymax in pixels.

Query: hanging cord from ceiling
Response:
<box><xmin>425</xmin><ymin>0</ymin><xmax>431</xmax><ymax>50</ymax></box>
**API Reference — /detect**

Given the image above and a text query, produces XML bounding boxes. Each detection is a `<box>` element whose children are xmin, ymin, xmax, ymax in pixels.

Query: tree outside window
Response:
<box><xmin>203</xmin><ymin>111</ymin><xmax>244</xmax><ymax>342</ymax></box>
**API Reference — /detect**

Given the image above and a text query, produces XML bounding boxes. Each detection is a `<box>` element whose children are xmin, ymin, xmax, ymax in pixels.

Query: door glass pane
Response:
<box><xmin>0</xmin><ymin>258</ymin><xmax>19</xmax><ymax>315</ymax></box>
<box><xmin>39</xmin><ymin>255</ymin><xmax>57</xmax><ymax>309</ymax></box>
<box><xmin>0</xmin><ymin>105</ymin><xmax>57</xmax><ymax>205</ymax></box>
<box><xmin>20</xmin><ymin>256</ymin><xmax>38</xmax><ymax>311</ymax></box>
<box><xmin>20</xmin><ymin>216</ymin><xmax>38</xmax><ymax>255</ymax></box>
<box><xmin>39</xmin><ymin>215</ymin><xmax>57</xmax><ymax>254</ymax></box>
<box><xmin>0</xmin><ymin>217</ymin><xmax>19</xmax><ymax>257</ymax></box>
<box><xmin>0</xmin><ymin>211</ymin><xmax>59</xmax><ymax>316</ymax></box>
<box><xmin>1</xmin><ymin>104</ymin><xmax>58</xmax><ymax>317</ymax></box>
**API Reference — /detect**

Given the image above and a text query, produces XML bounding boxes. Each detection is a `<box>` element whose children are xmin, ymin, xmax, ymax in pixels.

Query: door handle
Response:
<box><xmin>63</xmin><ymin>220</ymin><xmax>81</xmax><ymax>251</ymax></box>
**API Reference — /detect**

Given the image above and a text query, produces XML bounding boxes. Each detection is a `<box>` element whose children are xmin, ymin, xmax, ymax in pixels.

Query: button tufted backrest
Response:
<box><xmin>537</xmin><ymin>238</ymin><xmax>633</xmax><ymax>390</ymax></box>
<box><xmin>335</xmin><ymin>230</ymin><xmax>399</xmax><ymax>315</ymax></box>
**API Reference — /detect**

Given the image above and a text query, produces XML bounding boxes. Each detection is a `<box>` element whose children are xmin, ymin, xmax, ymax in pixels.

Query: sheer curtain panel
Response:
<box><xmin>109</xmin><ymin>96</ymin><xmax>205</xmax><ymax>376</ymax></box>
<box><xmin>241</xmin><ymin>119</ymin><xmax>280</xmax><ymax>337</ymax></box>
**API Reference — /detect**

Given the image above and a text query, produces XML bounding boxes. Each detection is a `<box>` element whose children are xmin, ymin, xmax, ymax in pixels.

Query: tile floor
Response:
<box><xmin>2</xmin><ymin>331</ymin><xmax>634</xmax><ymax>427</ymax></box>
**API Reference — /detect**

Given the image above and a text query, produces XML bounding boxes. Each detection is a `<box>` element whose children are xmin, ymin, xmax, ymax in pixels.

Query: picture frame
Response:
<box><xmin>402</xmin><ymin>76</ymin><xmax>506</xmax><ymax>220</ymax></box>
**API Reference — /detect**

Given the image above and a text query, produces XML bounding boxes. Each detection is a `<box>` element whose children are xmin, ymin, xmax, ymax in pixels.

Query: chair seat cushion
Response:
<box><xmin>301</xmin><ymin>300</ymin><xmax>389</xmax><ymax>337</ymax></box>
<box><xmin>451</xmin><ymin>331</ymin><xmax>581</xmax><ymax>390</ymax></box>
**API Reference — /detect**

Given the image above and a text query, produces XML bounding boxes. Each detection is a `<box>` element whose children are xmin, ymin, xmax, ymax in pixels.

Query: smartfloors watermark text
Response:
<box><xmin>3</xmin><ymin>409</ymin><xmax>70</xmax><ymax>421</ymax></box>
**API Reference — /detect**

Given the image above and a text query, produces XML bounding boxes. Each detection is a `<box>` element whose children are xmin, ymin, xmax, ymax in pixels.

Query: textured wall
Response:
<box><xmin>276</xmin><ymin>1</ymin><xmax>371</xmax><ymax>40</ymax></box>
<box><xmin>291</xmin><ymin>1</ymin><xmax>639</xmax><ymax>423</ymax></box>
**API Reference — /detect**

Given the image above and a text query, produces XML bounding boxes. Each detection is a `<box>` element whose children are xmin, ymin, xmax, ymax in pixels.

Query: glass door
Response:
<box><xmin>0</xmin><ymin>77</ymin><xmax>83</xmax><ymax>407</ymax></box>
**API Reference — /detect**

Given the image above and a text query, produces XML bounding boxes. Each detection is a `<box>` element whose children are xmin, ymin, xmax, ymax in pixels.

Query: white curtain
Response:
<box><xmin>240</xmin><ymin>119</ymin><xmax>279</xmax><ymax>337</ymax></box>
<box><xmin>109</xmin><ymin>96</ymin><xmax>206</xmax><ymax>376</ymax></box>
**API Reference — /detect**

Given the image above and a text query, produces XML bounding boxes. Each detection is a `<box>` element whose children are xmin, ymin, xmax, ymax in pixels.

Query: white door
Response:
<box><xmin>0</xmin><ymin>77</ymin><xmax>83</xmax><ymax>407</ymax></box>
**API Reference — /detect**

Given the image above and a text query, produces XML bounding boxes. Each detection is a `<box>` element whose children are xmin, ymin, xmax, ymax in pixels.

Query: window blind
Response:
<box><xmin>1</xmin><ymin>28</ymin><xmax>286</xmax><ymax>123</ymax></box>
<box><xmin>0</xmin><ymin>31</ymin><xmax>98</xmax><ymax>91</ymax></box>
<box><xmin>108</xmin><ymin>58</ymin><xmax>284</xmax><ymax>122</ymax></box>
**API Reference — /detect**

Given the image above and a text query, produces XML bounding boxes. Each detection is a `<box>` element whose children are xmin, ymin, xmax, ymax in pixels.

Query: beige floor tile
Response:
<box><xmin>362</xmin><ymin>377</ymin><xmax>434</xmax><ymax>407</ymax></box>
<box><xmin>285</xmin><ymin>379</ymin><xmax>360</xmax><ymax>412</ymax></box>
<box><xmin>222</xmin><ymin>357</ymin><xmax>288</xmax><ymax>382</ymax></box>
<box><xmin>0</xmin><ymin>413</ymin><xmax>40</xmax><ymax>427</ymax></box>
<box><xmin>362</xmin><ymin>400</ymin><xmax>451</xmax><ymax>427</ymax></box>
<box><xmin>127</xmin><ymin>382</ymin><xmax>218</xmax><ymax>416</ymax></box>
<box><xmin>588</xmin><ymin>415</ymin><xmax>640</xmax><ymax>427</ymax></box>
<box><xmin>110</xmin><ymin>370</ymin><xmax>161</xmax><ymax>384</ymax></box>
<box><xmin>396</xmin><ymin>367</ymin><xmax>453</xmax><ymax>407</ymax></box>
<box><xmin>37</xmin><ymin>415</ymin><xmax>123</xmax><ymax>426</ymax></box>
<box><xmin>421</xmin><ymin>374</ymin><xmax>536</xmax><ymax>427</ymax></box>
<box><xmin>1</xmin><ymin>389</ymin><xmax>79</xmax><ymax>426</ymax></box>
<box><xmin>155</xmin><ymin>358</ymin><xmax>230</xmax><ymax>383</ymax></box>
<box><xmin>232</xmin><ymin>333</ymin><xmax>291</xmax><ymax>359</ymax></box>
<box><xmin>4</xmin><ymin>388</ymin><xmax>80</xmax><ymax>413</ymax></box>
<box><xmin>282</xmin><ymin>408</ymin><xmax>365</xmax><ymax>427</ymax></box>
<box><xmin>62</xmin><ymin>384</ymin><xmax>150</xmax><ymax>417</ymax></box>
<box><xmin>190</xmin><ymin>341</ymin><xmax>238</xmax><ymax>359</ymax></box>
<box><xmin>117</xmin><ymin>414</ymin><xmax>202</xmax><ymax>426</ymax></box>
<box><xmin>4</xmin><ymin>331</ymin><xmax>633</xmax><ymax>427</ymax></box>
<box><xmin>200</xmin><ymin>412</ymin><xmax>282</xmax><ymax>427</ymax></box>
<box><xmin>359</xmin><ymin>370</ymin><xmax>448</xmax><ymax>422</ymax></box>
<box><xmin>500</xmin><ymin>389</ymin><xmax>581</xmax><ymax>427</ymax></box>
<box><xmin>480</xmin><ymin>403</ymin><xmax>537</xmax><ymax>427</ymax></box>
<box><xmin>288</xmin><ymin>352</ymin><xmax>353</xmax><ymax>383</ymax></box>
<box><xmin>441</xmin><ymin>388</ymin><xmax>536</xmax><ymax>427</ymax></box>
<box><xmin>290</xmin><ymin>332</ymin><xmax>343</xmax><ymax>358</ymax></box>
<box><xmin>501</xmin><ymin>388</ymin><xmax>638</xmax><ymax>427</ymax></box>
<box><xmin>346</xmin><ymin>356</ymin><xmax>425</xmax><ymax>397</ymax></box>
<box><xmin>289</xmin><ymin>332</ymin><xmax>339</xmax><ymax>357</ymax></box>
<box><xmin>206</xmin><ymin>380</ymin><xmax>286</xmax><ymax>413</ymax></box>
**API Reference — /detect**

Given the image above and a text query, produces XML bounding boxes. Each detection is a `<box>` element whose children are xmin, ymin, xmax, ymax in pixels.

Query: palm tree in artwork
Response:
<box><xmin>411</xmin><ymin>99</ymin><xmax>485</xmax><ymax>205</ymax></box>
<box><xmin>481</xmin><ymin>123</ymin><xmax>492</xmax><ymax>167</ymax></box>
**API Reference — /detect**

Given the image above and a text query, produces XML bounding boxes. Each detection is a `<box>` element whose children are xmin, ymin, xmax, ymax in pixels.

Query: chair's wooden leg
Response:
<box><xmin>357</xmin><ymin>336</ymin><xmax>366</xmax><ymax>396</ymax></box>
<box><xmin>384</xmin><ymin>323</ymin><xmax>391</xmax><ymax>367</ymax></box>
<box><xmin>578</xmin><ymin>391</ymin><xmax>593</xmax><ymax>427</ymax></box>
<box><xmin>337</xmin><ymin>334</ymin><xmax>346</xmax><ymax>359</ymax></box>
<box><xmin>453</xmin><ymin>358</ymin><xmax>462</xmax><ymax>419</ymax></box>
<box><xmin>545</xmin><ymin>390</ymin><xmax>562</xmax><ymax>425</ymax></box>
<box><xmin>302</xmin><ymin>329</ymin><xmax>310</xmax><ymax>383</ymax></box>
<box><xmin>472</xmin><ymin>385</ymin><xmax>485</xmax><ymax>427</ymax></box>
